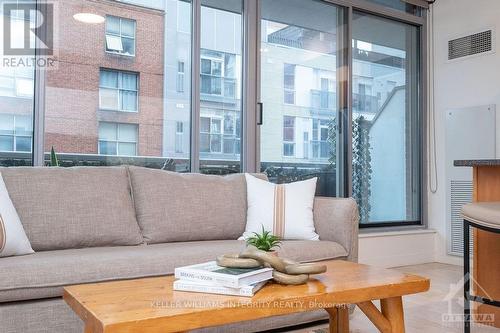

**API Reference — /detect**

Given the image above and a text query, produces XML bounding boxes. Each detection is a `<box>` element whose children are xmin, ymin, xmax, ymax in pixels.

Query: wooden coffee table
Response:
<box><xmin>64</xmin><ymin>260</ymin><xmax>429</xmax><ymax>333</ymax></box>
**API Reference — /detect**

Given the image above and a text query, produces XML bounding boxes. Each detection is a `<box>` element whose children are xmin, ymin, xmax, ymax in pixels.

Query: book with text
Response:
<box><xmin>173</xmin><ymin>279</ymin><xmax>267</xmax><ymax>297</ymax></box>
<box><xmin>174</xmin><ymin>261</ymin><xmax>273</xmax><ymax>288</ymax></box>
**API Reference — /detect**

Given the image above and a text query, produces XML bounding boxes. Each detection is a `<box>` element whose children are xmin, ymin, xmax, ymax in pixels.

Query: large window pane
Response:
<box><xmin>352</xmin><ymin>12</ymin><xmax>421</xmax><ymax>225</ymax></box>
<box><xmin>0</xmin><ymin>8</ymin><xmax>34</xmax><ymax>166</ymax></box>
<box><xmin>199</xmin><ymin>0</ymin><xmax>243</xmax><ymax>175</ymax></box>
<box><xmin>260</xmin><ymin>0</ymin><xmax>343</xmax><ymax>197</ymax></box>
<box><xmin>44</xmin><ymin>0</ymin><xmax>191</xmax><ymax>171</ymax></box>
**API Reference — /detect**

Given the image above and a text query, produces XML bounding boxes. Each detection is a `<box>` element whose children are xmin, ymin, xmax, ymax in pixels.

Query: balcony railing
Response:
<box><xmin>353</xmin><ymin>93</ymin><xmax>379</xmax><ymax>114</ymax></box>
<box><xmin>310</xmin><ymin>90</ymin><xmax>379</xmax><ymax>114</ymax></box>
<box><xmin>200</xmin><ymin>74</ymin><xmax>237</xmax><ymax>100</ymax></box>
<box><xmin>304</xmin><ymin>140</ymin><xmax>330</xmax><ymax>160</ymax></box>
<box><xmin>311</xmin><ymin>89</ymin><xmax>336</xmax><ymax>110</ymax></box>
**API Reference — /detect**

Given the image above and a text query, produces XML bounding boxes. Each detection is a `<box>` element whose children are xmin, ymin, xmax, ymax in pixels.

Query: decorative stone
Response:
<box><xmin>239</xmin><ymin>246</ymin><xmax>287</xmax><ymax>273</ymax></box>
<box><xmin>216</xmin><ymin>246</ymin><xmax>328</xmax><ymax>285</ymax></box>
<box><xmin>216</xmin><ymin>254</ymin><xmax>262</xmax><ymax>268</ymax></box>
<box><xmin>285</xmin><ymin>263</ymin><xmax>327</xmax><ymax>275</ymax></box>
<box><xmin>272</xmin><ymin>270</ymin><xmax>309</xmax><ymax>285</ymax></box>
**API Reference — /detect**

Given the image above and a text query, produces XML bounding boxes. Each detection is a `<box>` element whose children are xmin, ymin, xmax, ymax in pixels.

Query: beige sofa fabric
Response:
<box><xmin>0</xmin><ymin>240</ymin><xmax>347</xmax><ymax>303</ymax></box>
<box><xmin>314</xmin><ymin>197</ymin><xmax>359</xmax><ymax>262</ymax></box>
<box><xmin>0</xmin><ymin>167</ymin><xmax>143</xmax><ymax>251</ymax></box>
<box><xmin>128</xmin><ymin>167</ymin><xmax>266</xmax><ymax>243</ymax></box>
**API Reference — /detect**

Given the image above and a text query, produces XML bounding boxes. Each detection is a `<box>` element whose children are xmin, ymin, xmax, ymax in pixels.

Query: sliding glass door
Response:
<box><xmin>352</xmin><ymin>12</ymin><xmax>421</xmax><ymax>225</ymax></box>
<box><xmin>0</xmin><ymin>5</ymin><xmax>35</xmax><ymax>166</ymax></box>
<box><xmin>258</xmin><ymin>1</ymin><xmax>423</xmax><ymax>226</ymax></box>
<box><xmin>199</xmin><ymin>0</ymin><xmax>243</xmax><ymax>174</ymax></box>
<box><xmin>259</xmin><ymin>0</ymin><xmax>345</xmax><ymax>197</ymax></box>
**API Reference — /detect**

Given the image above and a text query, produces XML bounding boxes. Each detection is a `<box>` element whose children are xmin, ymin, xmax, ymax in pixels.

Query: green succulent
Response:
<box><xmin>246</xmin><ymin>226</ymin><xmax>282</xmax><ymax>252</ymax></box>
<box><xmin>50</xmin><ymin>146</ymin><xmax>59</xmax><ymax>167</ymax></box>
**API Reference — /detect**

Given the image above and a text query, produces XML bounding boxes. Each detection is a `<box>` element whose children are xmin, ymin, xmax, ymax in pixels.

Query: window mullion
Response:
<box><xmin>190</xmin><ymin>0</ymin><xmax>202</xmax><ymax>173</ymax></box>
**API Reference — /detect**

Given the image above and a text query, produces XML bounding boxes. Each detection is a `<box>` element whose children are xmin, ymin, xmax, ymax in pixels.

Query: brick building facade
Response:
<box><xmin>44</xmin><ymin>0</ymin><xmax>164</xmax><ymax>157</ymax></box>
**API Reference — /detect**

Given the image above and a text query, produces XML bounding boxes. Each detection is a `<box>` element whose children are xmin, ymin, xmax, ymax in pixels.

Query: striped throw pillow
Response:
<box><xmin>240</xmin><ymin>173</ymin><xmax>319</xmax><ymax>241</ymax></box>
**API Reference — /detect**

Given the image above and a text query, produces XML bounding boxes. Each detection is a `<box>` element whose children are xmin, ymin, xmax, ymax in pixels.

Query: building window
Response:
<box><xmin>0</xmin><ymin>114</ymin><xmax>32</xmax><ymax>152</ymax></box>
<box><xmin>283</xmin><ymin>116</ymin><xmax>295</xmax><ymax>156</ymax></box>
<box><xmin>176</xmin><ymin>61</ymin><xmax>185</xmax><ymax>93</ymax></box>
<box><xmin>283</xmin><ymin>64</ymin><xmax>296</xmax><ymax>104</ymax></box>
<box><xmin>200</xmin><ymin>116</ymin><xmax>222</xmax><ymax>153</ymax></box>
<box><xmin>105</xmin><ymin>16</ymin><xmax>136</xmax><ymax>56</ymax></box>
<box><xmin>0</xmin><ymin>67</ymin><xmax>34</xmax><ymax>98</ymax></box>
<box><xmin>201</xmin><ymin>55</ymin><xmax>223</xmax><ymax>95</ymax></box>
<box><xmin>175</xmin><ymin>121</ymin><xmax>183</xmax><ymax>153</ymax></box>
<box><xmin>223</xmin><ymin>113</ymin><xmax>239</xmax><ymax>154</ymax></box>
<box><xmin>98</xmin><ymin>122</ymin><xmax>138</xmax><ymax>156</ymax></box>
<box><xmin>312</xmin><ymin>119</ymin><xmax>329</xmax><ymax>159</ymax></box>
<box><xmin>99</xmin><ymin>69</ymin><xmax>138</xmax><ymax>112</ymax></box>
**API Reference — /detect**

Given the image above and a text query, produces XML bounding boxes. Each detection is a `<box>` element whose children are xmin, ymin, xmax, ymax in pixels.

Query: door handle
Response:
<box><xmin>257</xmin><ymin>102</ymin><xmax>263</xmax><ymax>125</ymax></box>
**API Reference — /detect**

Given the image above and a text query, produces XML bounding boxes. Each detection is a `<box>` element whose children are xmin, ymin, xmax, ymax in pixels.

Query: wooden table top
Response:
<box><xmin>64</xmin><ymin>260</ymin><xmax>430</xmax><ymax>333</ymax></box>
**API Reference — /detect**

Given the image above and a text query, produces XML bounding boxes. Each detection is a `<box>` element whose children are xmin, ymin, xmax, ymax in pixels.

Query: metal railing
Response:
<box><xmin>200</xmin><ymin>74</ymin><xmax>237</xmax><ymax>99</ymax></box>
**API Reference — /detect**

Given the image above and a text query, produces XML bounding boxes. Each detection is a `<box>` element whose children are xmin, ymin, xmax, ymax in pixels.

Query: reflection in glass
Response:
<box><xmin>352</xmin><ymin>12</ymin><xmax>421</xmax><ymax>224</ymax></box>
<box><xmin>260</xmin><ymin>0</ymin><xmax>342</xmax><ymax>197</ymax></box>
<box><xmin>0</xmin><ymin>9</ymin><xmax>34</xmax><ymax>166</ymax></box>
<box><xmin>199</xmin><ymin>0</ymin><xmax>243</xmax><ymax>175</ymax></box>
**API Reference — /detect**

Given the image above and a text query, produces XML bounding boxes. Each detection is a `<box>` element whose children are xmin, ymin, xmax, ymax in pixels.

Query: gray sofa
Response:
<box><xmin>0</xmin><ymin>166</ymin><xmax>359</xmax><ymax>333</ymax></box>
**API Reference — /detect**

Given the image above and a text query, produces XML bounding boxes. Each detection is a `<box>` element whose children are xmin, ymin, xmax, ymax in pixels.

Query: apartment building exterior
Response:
<box><xmin>1</xmin><ymin>0</ymin><xmax>404</xmax><ymax>173</ymax></box>
<box><xmin>44</xmin><ymin>0</ymin><xmax>164</xmax><ymax>157</ymax></box>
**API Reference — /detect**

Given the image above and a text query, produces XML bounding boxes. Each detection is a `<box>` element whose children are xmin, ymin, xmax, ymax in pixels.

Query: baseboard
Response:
<box><xmin>358</xmin><ymin>229</ymin><xmax>437</xmax><ymax>268</ymax></box>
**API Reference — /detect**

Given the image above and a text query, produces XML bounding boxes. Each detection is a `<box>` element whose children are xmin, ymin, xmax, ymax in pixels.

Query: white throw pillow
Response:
<box><xmin>241</xmin><ymin>173</ymin><xmax>319</xmax><ymax>241</ymax></box>
<box><xmin>0</xmin><ymin>173</ymin><xmax>34</xmax><ymax>257</ymax></box>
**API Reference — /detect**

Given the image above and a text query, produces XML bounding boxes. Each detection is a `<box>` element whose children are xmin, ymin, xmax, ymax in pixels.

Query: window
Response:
<box><xmin>0</xmin><ymin>67</ymin><xmax>34</xmax><ymax>98</ymax></box>
<box><xmin>283</xmin><ymin>64</ymin><xmax>296</xmax><ymax>104</ymax></box>
<box><xmin>352</xmin><ymin>12</ymin><xmax>421</xmax><ymax>226</ymax></box>
<box><xmin>283</xmin><ymin>116</ymin><xmax>295</xmax><ymax>157</ymax></box>
<box><xmin>312</xmin><ymin>119</ymin><xmax>329</xmax><ymax>159</ymax></box>
<box><xmin>199</xmin><ymin>1</ymin><xmax>243</xmax><ymax>174</ymax></box>
<box><xmin>105</xmin><ymin>16</ymin><xmax>136</xmax><ymax>56</ymax></box>
<box><xmin>98</xmin><ymin>122</ymin><xmax>138</xmax><ymax>156</ymax></box>
<box><xmin>176</xmin><ymin>61</ymin><xmax>185</xmax><ymax>93</ymax></box>
<box><xmin>200</xmin><ymin>116</ymin><xmax>222</xmax><ymax>154</ymax></box>
<box><xmin>18</xmin><ymin>0</ymin><xmax>423</xmax><ymax>228</ymax></box>
<box><xmin>0</xmin><ymin>114</ymin><xmax>32</xmax><ymax>152</ymax></box>
<box><xmin>175</xmin><ymin>121</ymin><xmax>184</xmax><ymax>153</ymax></box>
<box><xmin>201</xmin><ymin>53</ymin><xmax>223</xmax><ymax>95</ymax></box>
<box><xmin>99</xmin><ymin>70</ymin><xmax>138</xmax><ymax>112</ymax></box>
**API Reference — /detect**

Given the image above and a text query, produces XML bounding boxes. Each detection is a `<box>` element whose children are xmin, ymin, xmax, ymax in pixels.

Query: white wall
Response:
<box><xmin>369</xmin><ymin>88</ymin><xmax>407</xmax><ymax>221</ymax></box>
<box><xmin>429</xmin><ymin>0</ymin><xmax>500</xmax><ymax>265</ymax></box>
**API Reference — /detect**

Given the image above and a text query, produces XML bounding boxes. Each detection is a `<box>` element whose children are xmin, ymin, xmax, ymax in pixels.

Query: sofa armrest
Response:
<box><xmin>313</xmin><ymin>197</ymin><xmax>359</xmax><ymax>262</ymax></box>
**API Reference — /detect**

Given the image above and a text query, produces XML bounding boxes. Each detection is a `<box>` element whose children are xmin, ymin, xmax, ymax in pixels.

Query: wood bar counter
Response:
<box><xmin>455</xmin><ymin>159</ymin><xmax>500</xmax><ymax>328</ymax></box>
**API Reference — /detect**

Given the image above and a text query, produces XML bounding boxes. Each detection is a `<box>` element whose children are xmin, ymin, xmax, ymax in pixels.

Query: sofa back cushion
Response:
<box><xmin>0</xmin><ymin>167</ymin><xmax>143</xmax><ymax>251</ymax></box>
<box><xmin>128</xmin><ymin>166</ymin><xmax>267</xmax><ymax>243</ymax></box>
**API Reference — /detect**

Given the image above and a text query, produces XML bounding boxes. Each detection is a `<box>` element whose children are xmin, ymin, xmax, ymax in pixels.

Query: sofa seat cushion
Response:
<box><xmin>128</xmin><ymin>167</ymin><xmax>267</xmax><ymax>243</ymax></box>
<box><xmin>0</xmin><ymin>167</ymin><xmax>143</xmax><ymax>251</ymax></box>
<box><xmin>0</xmin><ymin>240</ymin><xmax>347</xmax><ymax>303</ymax></box>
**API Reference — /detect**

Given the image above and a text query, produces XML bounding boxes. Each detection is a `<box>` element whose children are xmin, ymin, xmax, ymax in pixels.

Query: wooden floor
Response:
<box><xmin>288</xmin><ymin>263</ymin><xmax>499</xmax><ymax>333</ymax></box>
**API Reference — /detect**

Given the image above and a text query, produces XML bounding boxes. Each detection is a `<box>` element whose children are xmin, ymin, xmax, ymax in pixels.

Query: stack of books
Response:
<box><xmin>173</xmin><ymin>261</ymin><xmax>273</xmax><ymax>297</ymax></box>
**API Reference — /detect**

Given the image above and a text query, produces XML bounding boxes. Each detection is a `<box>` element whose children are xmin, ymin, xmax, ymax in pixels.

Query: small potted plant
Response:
<box><xmin>246</xmin><ymin>226</ymin><xmax>282</xmax><ymax>255</ymax></box>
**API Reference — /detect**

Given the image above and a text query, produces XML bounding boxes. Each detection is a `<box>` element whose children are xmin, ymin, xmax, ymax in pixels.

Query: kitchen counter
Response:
<box><xmin>454</xmin><ymin>159</ymin><xmax>500</xmax><ymax>167</ymax></box>
<box><xmin>454</xmin><ymin>160</ymin><xmax>500</xmax><ymax>328</ymax></box>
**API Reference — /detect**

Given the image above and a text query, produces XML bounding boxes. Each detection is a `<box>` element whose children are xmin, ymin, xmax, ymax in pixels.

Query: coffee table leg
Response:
<box><xmin>326</xmin><ymin>306</ymin><xmax>349</xmax><ymax>333</ymax></box>
<box><xmin>381</xmin><ymin>296</ymin><xmax>405</xmax><ymax>333</ymax></box>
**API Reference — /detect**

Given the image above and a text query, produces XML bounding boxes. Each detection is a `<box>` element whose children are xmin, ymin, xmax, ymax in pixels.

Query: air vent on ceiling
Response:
<box><xmin>448</xmin><ymin>30</ymin><xmax>493</xmax><ymax>60</ymax></box>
